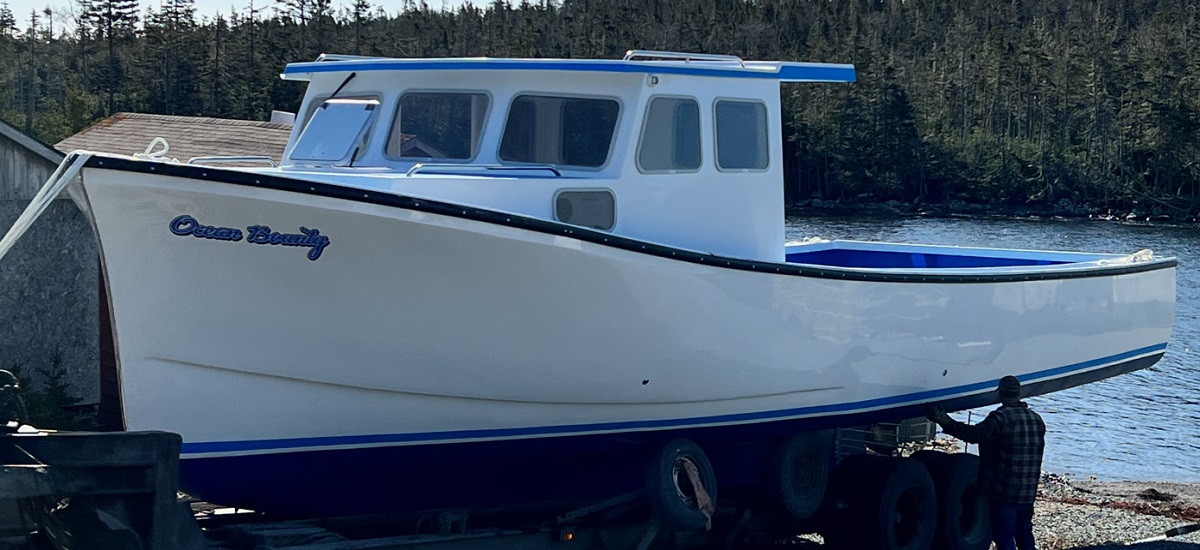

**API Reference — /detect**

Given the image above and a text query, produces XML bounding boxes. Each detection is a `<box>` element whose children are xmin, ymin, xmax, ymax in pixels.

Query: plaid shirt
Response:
<box><xmin>940</xmin><ymin>401</ymin><xmax>1046</xmax><ymax>504</ymax></box>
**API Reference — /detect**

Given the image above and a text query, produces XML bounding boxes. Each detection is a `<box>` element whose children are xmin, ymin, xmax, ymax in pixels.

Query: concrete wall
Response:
<box><xmin>0</xmin><ymin>130</ymin><xmax>99</xmax><ymax>405</ymax></box>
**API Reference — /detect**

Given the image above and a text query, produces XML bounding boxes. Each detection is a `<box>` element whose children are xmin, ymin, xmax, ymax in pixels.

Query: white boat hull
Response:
<box><xmin>70</xmin><ymin>156</ymin><xmax>1174</xmax><ymax>515</ymax></box>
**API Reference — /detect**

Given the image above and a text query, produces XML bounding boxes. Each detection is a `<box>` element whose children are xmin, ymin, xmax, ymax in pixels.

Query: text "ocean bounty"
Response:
<box><xmin>169</xmin><ymin>215</ymin><xmax>332</xmax><ymax>261</ymax></box>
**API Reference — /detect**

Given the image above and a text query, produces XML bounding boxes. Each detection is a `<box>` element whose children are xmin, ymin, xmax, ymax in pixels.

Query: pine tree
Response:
<box><xmin>201</xmin><ymin>14</ymin><xmax>230</xmax><ymax>116</ymax></box>
<box><xmin>310</xmin><ymin>0</ymin><xmax>331</xmax><ymax>53</ymax></box>
<box><xmin>0</xmin><ymin>2</ymin><xmax>15</xmax><ymax>37</ymax></box>
<box><xmin>0</xmin><ymin>3</ymin><xmax>16</xmax><ymax>123</ymax></box>
<box><xmin>351</xmin><ymin>0</ymin><xmax>370</xmax><ymax>54</ymax></box>
<box><xmin>72</xmin><ymin>0</ymin><xmax>94</xmax><ymax>85</ymax></box>
<box><xmin>278</xmin><ymin>0</ymin><xmax>308</xmax><ymax>59</ymax></box>
<box><xmin>143</xmin><ymin>0</ymin><xmax>199</xmax><ymax>114</ymax></box>
<box><xmin>21</xmin><ymin>9</ymin><xmax>38</xmax><ymax>134</ymax></box>
<box><xmin>85</xmin><ymin>0</ymin><xmax>138</xmax><ymax>114</ymax></box>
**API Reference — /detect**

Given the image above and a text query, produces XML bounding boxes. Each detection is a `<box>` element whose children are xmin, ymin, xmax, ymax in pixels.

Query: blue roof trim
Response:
<box><xmin>180</xmin><ymin>342</ymin><xmax>1165</xmax><ymax>455</ymax></box>
<box><xmin>282</xmin><ymin>58</ymin><xmax>857</xmax><ymax>83</ymax></box>
<box><xmin>776</xmin><ymin>63</ymin><xmax>858</xmax><ymax>82</ymax></box>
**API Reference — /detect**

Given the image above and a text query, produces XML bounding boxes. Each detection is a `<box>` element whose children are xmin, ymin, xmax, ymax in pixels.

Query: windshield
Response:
<box><xmin>290</xmin><ymin>98</ymin><xmax>380</xmax><ymax>163</ymax></box>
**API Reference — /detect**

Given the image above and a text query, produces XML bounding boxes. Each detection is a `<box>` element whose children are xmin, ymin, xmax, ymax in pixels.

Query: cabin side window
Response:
<box><xmin>714</xmin><ymin>100</ymin><xmax>769</xmax><ymax>171</ymax></box>
<box><xmin>386</xmin><ymin>92</ymin><xmax>490</xmax><ymax>161</ymax></box>
<box><xmin>637</xmin><ymin>97</ymin><xmax>701</xmax><ymax>173</ymax></box>
<box><xmin>499</xmin><ymin>95</ymin><xmax>620</xmax><ymax>168</ymax></box>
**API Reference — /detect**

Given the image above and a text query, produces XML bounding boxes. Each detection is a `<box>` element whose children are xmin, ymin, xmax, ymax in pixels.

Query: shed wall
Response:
<box><xmin>0</xmin><ymin>131</ymin><xmax>100</xmax><ymax>405</ymax></box>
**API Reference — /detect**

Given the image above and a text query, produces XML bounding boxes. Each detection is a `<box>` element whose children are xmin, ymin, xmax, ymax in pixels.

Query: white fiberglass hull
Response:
<box><xmin>70</xmin><ymin>156</ymin><xmax>1173</xmax><ymax>515</ymax></box>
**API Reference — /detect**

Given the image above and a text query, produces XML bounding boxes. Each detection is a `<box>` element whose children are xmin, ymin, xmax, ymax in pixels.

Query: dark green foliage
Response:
<box><xmin>0</xmin><ymin>0</ymin><xmax>1198</xmax><ymax>213</ymax></box>
<box><xmin>0</xmin><ymin>3</ymin><xmax>15</xmax><ymax>37</ymax></box>
<box><xmin>5</xmin><ymin>355</ymin><xmax>97</xmax><ymax>431</ymax></box>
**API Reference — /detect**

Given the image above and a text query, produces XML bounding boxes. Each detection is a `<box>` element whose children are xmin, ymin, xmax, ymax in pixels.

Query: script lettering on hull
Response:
<box><xmin>169</xmin><ymin>215</ymin><xmax>332</xmax><ymax>261</ymax></box>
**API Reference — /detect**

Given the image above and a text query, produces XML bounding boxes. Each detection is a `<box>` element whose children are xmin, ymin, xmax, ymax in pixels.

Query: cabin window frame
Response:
<box><xmin>552</xmin><ymin>187</ymin><xmax>618</xmax><ymax>231</ymax></box>
<box><xmin>496</xmin><ymin>92</ymin><xmax>624</xmax><ymax>171</ymax></box>
<box><xmin>383</xmin><ymin>89</ymin><xmax>494</xmax><ymax>163</ymax></box>
<box><xmin>289</xmin><ymin>97</ymin><xmax>383</xmax><ymax>165</ymax></box>
<box><xmin>635</xmin><ymin>95</ymin><xmax>703</xmax><ymax>175</ymax></box>
<box><xmin>712</xmin><ymin>98</ymin><xmax>771</xmax><ymax>173</ymax></box>
<box><xmin>297</xmin><ymin>93</ymin><xmax>383</xmax><ymax>133</ymax></box>
<box><xmin>290</xmin><ymin>92</ymin><xmax>383</xmax><ymax>163</ymax></box>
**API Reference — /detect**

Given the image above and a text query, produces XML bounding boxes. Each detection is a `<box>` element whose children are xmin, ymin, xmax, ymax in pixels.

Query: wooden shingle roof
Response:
<box><xmin>56</xmin><ymin>113</ymin><xmax>292</xmax><ymax>161</ymax></box>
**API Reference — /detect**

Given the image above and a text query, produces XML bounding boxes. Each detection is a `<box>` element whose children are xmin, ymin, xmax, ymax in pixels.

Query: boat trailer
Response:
<box><xmin>0</xmin><ymin>428</ymin><xmax>707</xmax><ymax>550</ymax></box>
<box><xmin>0</xmin><ymin>362</ymin><xmax>950</xmax><ymax>550</ymax></box>
<box><xmin>0</xmin><ymin>428</ymin><xmax>203</xmax><ymax>548</ymax></box>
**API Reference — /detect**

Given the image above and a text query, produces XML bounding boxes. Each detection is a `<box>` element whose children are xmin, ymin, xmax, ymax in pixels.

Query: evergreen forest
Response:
<box><xmin>1</xmin><ymin>0</ymin><xmax>1198</xmax><ymax>216</ymax></box>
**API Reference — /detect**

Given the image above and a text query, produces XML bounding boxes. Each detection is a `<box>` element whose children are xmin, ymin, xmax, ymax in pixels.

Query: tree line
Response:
<box><xmin>1</xmin><ymin>0</ymin><xmax>1198</xmax><ymax>215</ymax></box>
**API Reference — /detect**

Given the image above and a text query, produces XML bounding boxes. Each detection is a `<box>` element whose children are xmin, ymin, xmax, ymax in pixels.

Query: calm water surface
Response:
<box><xmin>784</xmin><ymin>215</ymin><xmax>1200</xmax><ymax>482</ymax></box>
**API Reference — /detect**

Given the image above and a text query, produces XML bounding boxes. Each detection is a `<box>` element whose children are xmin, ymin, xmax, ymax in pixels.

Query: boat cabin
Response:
<box><xmin>279</xmin><ymin>51</ymin><xmax>856</xmax><ymax>262</ymax></box>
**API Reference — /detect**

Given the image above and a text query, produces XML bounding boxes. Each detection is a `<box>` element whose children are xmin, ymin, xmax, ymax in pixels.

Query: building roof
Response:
<box><xmin>56</xmin><ymin>113</ymin><xmax>293</xmax><ymax>162</ymax></box>
<box><xmin>0</xmin><ymin>117</ymin><xmax>65</xmax><ymax>164</ymax></box>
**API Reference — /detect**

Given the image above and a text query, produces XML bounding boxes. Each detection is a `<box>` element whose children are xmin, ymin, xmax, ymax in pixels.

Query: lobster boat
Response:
<box><xmin>0</xmin><ymin>51</ymin><xmax>1175</xmax><ymax>520</ymax></box>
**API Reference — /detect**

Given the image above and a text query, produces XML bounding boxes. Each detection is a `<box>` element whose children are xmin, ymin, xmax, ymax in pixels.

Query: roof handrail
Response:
<box><xmin>188</xmin><ymin>156</ymin><xmax>279</xmax><ymax>167</ymax></box>
<box><xmin>407</xmin><ymin>163</ymin><xmax>562</xmax><ymax>177</ymax></box>
<box><xmin>314</xmin><ymin>53</ymin><xmax>388</xmax><ymax>63</ymax></box>
<box><xmin>623</xmin><ymin>50</ymin><xmax>745</xmax><ymax>68</ymax></box>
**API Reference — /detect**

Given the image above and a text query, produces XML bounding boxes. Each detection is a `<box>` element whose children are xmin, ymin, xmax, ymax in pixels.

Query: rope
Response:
<box><xmin>135</xmin><ymin>138</ymin><xmax>178</xmax><ymax>163</ymax></box>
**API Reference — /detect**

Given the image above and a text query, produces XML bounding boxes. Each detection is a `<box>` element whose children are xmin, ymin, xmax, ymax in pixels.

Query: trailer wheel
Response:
<box><xmin>913</xmin><ymin>451</ymin><xmax>990</xmax><ymax>550</ymax></box>
<box><xmin>822</xmin><ymin>455</ymin><xmax>938</xmax><ymax>550</ymax></box>
<box><xmin>816</xmin><ymin>454</ymin><xmax>872</xmax><ymax>549</ymax></box>
<box><xmin>644</xmin><ymin>438</ymin><xmax>718</xmax><ymax>532</ymax></box>
<box><xmin>765</xmin><ymin>430</ymin><xmax>833</xmax><ymax>520</ymax></box>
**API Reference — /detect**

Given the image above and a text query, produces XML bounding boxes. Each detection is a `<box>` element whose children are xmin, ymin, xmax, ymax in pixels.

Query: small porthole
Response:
<box><xmin>554</xmin><ymin>190</ymin><xmax>615</xmax><ymax>231</ymax></box>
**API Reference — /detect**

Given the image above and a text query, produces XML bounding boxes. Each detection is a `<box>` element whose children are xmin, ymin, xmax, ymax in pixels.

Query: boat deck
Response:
<box><xmin>785</xmin><ymin>240</ymin><xmax>1119</xmax><ymax>270</ymax></box>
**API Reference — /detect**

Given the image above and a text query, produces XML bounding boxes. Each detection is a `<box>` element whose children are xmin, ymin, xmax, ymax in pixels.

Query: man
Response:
<box><xmin>926</xmin><ymin>375</ymin><xmax>1046</xmax><ymax>550</ymax></box>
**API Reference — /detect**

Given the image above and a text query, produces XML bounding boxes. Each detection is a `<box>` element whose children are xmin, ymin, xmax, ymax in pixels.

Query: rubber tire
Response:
<box><xmin>765</xmin><ymin>430</ymin><xmax>834</xmax><ymax>520</ymax></box>
<box><xmin>912</xmin><ymin>451</ymin><xmax>990</xmax><ymax>550</ymax></box>
<box><xmin>822</xmin><ymin>455</ymin><xmax>938</xmax><ymax>550</ymax></box>
<box><xmin>643</xmin><ymin>438</ymin><xmax>718</xmax><ymax>532</ymax></box>
<box><xmin>816</xmin><ymin>454</ymin><xmax>875</xmax><ymax>549</ymax></box>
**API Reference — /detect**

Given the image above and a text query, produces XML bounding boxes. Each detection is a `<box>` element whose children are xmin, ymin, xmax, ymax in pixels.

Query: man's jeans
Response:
<box><xmin>991</xmin><ymin>499</ymin><xmax>1036</xmax><ymax>550</ymax></box>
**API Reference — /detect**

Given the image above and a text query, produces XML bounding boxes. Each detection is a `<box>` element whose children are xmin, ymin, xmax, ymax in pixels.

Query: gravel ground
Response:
<box><xmin>789</xmin><ymin>473</ymin><xmax>1200</xmax><ymax>549</ymax></box>
<box><xmin>1034</xmin><ymin>473</ymin><xmax>1200</xmax><ymax>549</ymax></box>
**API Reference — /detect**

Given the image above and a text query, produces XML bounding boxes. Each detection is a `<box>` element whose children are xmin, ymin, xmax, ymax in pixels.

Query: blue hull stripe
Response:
<box><xmin>181</xmin><ymin>343</ymin><xmax>1167</xmax><ymax>455</ymax></box>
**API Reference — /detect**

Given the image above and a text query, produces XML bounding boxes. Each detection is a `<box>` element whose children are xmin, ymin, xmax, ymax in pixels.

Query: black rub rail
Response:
<box><xmin>82</xmin><ymin>154</ymin><xmax>1177</xmax><ymax>284</ymax></box>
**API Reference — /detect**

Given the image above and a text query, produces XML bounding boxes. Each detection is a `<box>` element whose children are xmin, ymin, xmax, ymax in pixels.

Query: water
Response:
<box><xmin>784</xmin><ymin>214</ymin><xmax>1200</xmax><ymax>483</ymax></box>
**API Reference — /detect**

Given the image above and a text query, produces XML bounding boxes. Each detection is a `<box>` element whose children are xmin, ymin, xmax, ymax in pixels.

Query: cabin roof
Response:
<box><xmin>57</xmin><ymin>113</ymin><xmax>293</xmax><ymax>162</ymax></box>
<box><xmin>282</xmin><ymin>54</ymin><xmax>856</xmax><ymax>83</ymax></box>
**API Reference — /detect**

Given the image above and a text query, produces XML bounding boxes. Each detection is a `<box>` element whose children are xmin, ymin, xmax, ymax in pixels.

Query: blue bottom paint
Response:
<box><xmin>179</xmin><ymin>350</ymin><xmax>1161</xmax><ymax>518</ymax></box>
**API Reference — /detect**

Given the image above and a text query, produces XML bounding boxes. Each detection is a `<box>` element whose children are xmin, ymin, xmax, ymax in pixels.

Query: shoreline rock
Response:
<box><xmin>1036</xmin><ymin>473</ymin><xmax>1200</xmax><ymax>549</ymax></box>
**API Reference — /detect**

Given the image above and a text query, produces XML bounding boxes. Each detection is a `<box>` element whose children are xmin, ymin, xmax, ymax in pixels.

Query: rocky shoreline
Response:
<box><xmin>788</xmin><ymin>198</ymin><xmax>1200</xmax><ymax>224</ymax></box>
<box><xmin>1035</xmin><ymin>473</ymin><xmax>1200</xmax><ymax>549</ymax></box>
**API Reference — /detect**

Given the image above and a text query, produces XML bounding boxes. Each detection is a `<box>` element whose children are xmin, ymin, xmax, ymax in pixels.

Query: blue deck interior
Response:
<box><xmin>785</xmin><ymin>248</ymin><xmax>1072</xmax><ymax>269</ymax></box>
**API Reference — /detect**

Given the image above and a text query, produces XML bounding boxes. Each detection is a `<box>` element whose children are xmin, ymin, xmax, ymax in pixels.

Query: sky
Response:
<box><xmin>3</xmin><ymin>0</ymin><xmax>478</xmax><ymax>30</ymax></box>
